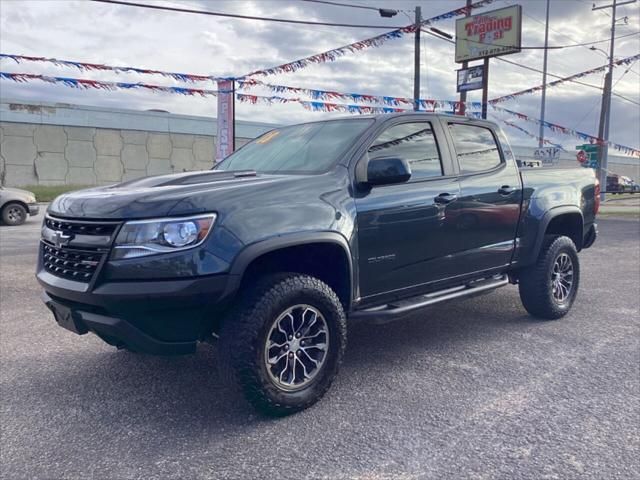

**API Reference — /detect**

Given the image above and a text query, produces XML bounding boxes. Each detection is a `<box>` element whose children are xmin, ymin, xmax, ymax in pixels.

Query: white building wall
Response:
<box><xmin>0</xmin><ymin>99</ymin><xmax>275</xmax><ymax>186</ymax></box>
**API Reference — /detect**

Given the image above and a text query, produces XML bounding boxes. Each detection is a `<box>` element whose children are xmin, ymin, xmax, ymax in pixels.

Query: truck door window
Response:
<box><xmin>449</xmin><ymin>123</ymin><xmax>502</xmax><ymax>173</ymax></box>
<box><xmin>496</xmin><ymin>127</ymin><xmax>516</xmax><ymax>163</ymax></box>
<box><xmin>368</xmin><ymin>122</ymin><xmax>443</xmax><ymax>180</ymax></box>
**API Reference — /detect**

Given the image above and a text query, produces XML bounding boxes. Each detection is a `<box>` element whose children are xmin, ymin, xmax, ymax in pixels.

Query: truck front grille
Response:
<box><xmin>42</xmin><ymin>243</ymin><xmax>104</xmax><ymax>282</ymax></box>
<box><xmin>45</xmin><ymin>217</ymin><xmax>118</xmax><ymax>236</ymax></box>
<box><xmin>41</xmin><ymin>215</ymin><xmax>121</xmax><ymax>283</ymax></box>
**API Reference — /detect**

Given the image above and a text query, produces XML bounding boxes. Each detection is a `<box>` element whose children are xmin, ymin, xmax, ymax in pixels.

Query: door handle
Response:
<box><xmin>498</xmin><ymin>185</ymin><xmax>515</xmax><ymax>195</ymax></box>
<box><xmin>434</xmin><ymin>193</ymin><xmax>458</xmax><ymax>204</ymax></box>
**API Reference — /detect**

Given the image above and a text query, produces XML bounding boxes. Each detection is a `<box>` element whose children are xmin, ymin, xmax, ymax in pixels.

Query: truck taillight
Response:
<box><xmin>594</xmin><ymin>177</ymin><xmax>601</xmax><ymax>215</ymax></box>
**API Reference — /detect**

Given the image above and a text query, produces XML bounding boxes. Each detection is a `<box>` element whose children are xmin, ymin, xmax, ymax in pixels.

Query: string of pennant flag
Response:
<box><xmin>492</xmin><ymin>106</ymin><xmax>640</xmax><ymax>157</ymax></box>
<box><xmin>0</xmin><ymin>70</ymin><xmax>481</xmax><ymax>111</ymax></box>
<box><xmin>241</xmin><ymin>0</ymin><xmax>495</xmax><ymax>77</ymax></box>
<box><xmin>0</xmin><ymin>71</ymin><xmax>411</xmax><ymax>113</ymax></box>
<box><xmin>239</xmin><ymin>78</ymin><xmax>484</xmax><ymax>110</ymax></box>
<box><xmin>237</xmin><ymin>93</ymin><xmax>408</xmax><ymax>114</ymax></box>
<box><xmin>0</xmin><ymin>1</ymin><xmax>495</xmax><ymax>84</ymax></box>
<box><xmin>3</xmin><ymin>69</ymin><xmax>638</xmax><ymax>157</ymax></box>
<box><xmin>0</xmin><ymin>71</ymin><xmax>479</xmax><ymax>115</ymax></box>
<box><xmin>501</xmin><ymin>120</ymin><xmax>565</xmax><ymax>150</ymax></box>
<box><xmin>3</xmin><ymin>51</ymin><xmax>638</xmax><ymax>109</ymax></box>
<box><xmin>0</xmin><ymin>53</ymin><xmax>230</xmax><ymax>83</ymax></box>
<box><xmin>490</xmin><ymin>54</ymin><xmax>640</xmax><ymax>104</ymax></box>
<box><xmin>0</xmin><ymin>72</ymin><xmax>222</xmax><ymax>96</ymax></box>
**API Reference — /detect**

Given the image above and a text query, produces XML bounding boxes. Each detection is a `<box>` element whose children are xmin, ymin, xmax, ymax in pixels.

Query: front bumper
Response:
<box><xmin>42</xmin><ymin>291</ymin><xmax>198</xmax><ymax>355</ymax></box>
<box><xmin>28</xmin><ymin>204</ymin><xmax>39</xmax><ymax>216</ymax></box>
<box><xmin>38</xmin><ymin>269</ymin><xmax>234</xmax><ymax>355</ymax></box>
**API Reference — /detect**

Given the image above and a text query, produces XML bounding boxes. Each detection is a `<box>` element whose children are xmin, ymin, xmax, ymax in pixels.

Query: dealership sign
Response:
<box><xmin>455</xmin><ymin>5</ymin><xmax>522</xmax><ymax>63</ymax></box>
<box><xmin>534</xmin><ymin>147</ymin><xmax>561</xmax><ymax>165</ymax></box>
<box><xmin>456</xmin><ymin>64</ymin><xmax>485</xmax><ymax>92</ymax></box>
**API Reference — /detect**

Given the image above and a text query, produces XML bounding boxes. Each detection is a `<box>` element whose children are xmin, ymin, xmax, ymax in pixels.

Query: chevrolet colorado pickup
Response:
<box><xmin>38</xmin><ymin>114</ymin><xmax>599</xmax><ymax>415</ymax></box>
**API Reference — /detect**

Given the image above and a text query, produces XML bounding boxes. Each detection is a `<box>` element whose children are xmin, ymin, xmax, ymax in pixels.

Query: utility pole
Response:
<box><xmin>596</xmin><ymin>69</ymin><xmax>610</xmax><ymax>187</ymax></box>
<box><xmin>413</xmin><ymin>6</ymin><xmax>421</xmax><ymax>111</ymax></box>
<box><xmin>593</xmin><ymin>0</ymin><xmax>636</xmax><ymax>201</ymax></box>
<box><xmin>458</xmin><ymin>0</ymin><xmax>472</xmax><ymax>116</ymax></box>
<box><xmin>538</xmin><ymin>0</ymin><xmax>551</xmax><ymax>147</ymax></box>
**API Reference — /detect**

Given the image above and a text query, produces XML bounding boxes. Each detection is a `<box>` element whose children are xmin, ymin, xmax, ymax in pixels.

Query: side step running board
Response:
<box><xmin>350</xmin><ymin>275</ymin><xmax>509</xmax><ymax>324</ymax></box>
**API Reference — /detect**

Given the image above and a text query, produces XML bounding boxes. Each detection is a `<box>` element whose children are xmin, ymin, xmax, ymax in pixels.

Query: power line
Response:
<box><xmin>298</xmin><ymin>0</ymin><xmax>380</xmax><ymax>11</ymax></box>
<box><xmin>505</xmin><ymin>0</ymin><xmax>609</xmax><ymax>58</ymax></box>
<box><xmin>422</xmin><ymin>29</ymin><xmax>640</xmax><ymax>106</ymax></box>
<box><xmin>67</xmin><ymin>0</ymin><xmax>640</xmax><ymax>106</ymax></box>
<box><xmin>497</xmin><ymin>55</ymin><xmax>639</xmax><ymax>105</ymax></box>
<box><xmin>98</xmin><ymin>0</ymin><xmax>636</xmax><ymax>46</ymax></box>
<box><xmin>571</xmin><ymin>71</ymin><xmax>607</xmax><ymax>132</ymax></box>
<box><xmin>556</xmin><ymin>30</ymin><xmax>640</xmax><ymax>48</ymax></box>
<box><xmin>90</xmin><ymin>0</ymin><xmax>406</xmax><ymax>29</ymax></box>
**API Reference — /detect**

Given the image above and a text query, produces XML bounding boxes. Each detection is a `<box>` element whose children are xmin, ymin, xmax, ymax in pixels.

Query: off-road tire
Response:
<box><xmin>1</xmin><ymin>202</ymin><xmax>27</xmax><ymax>226</ymax></box>
<box><xmin>518</xmin><ymin>235</ymin><xmax>580</xmax><ymax>320</ymax></box>
<box><xmin>217</xmin><ymin>273</ymin><xmax>347</xmax><ymax>416</ymax></box>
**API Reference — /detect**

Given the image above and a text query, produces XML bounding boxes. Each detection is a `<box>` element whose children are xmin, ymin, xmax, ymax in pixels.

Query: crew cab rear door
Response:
<box><xmin>441</xmin><ymin>120</ymin><xmax>522</xmax><ymax>274</ymax></box>
<box><xmin>354</xmin><ymin>119</ymin><xmax>461</xmax><ymax>299</ymax></box>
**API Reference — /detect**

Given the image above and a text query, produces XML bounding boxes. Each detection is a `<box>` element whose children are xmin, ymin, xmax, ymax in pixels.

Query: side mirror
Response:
<box><xmin>364</xmin><ymin>157</ymin><xmax>412</xmax><ymax>186</ymax></box>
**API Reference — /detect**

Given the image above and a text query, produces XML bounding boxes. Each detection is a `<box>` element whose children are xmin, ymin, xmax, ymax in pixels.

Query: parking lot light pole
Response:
<box><xmin>376</xmin><ymin>5</ymin><xmax>424</xmax><ymax>111</ymax></box>
<box><xmin>376</xmin><ymin>5</ymin><xmax>451</xmax><ymax>113</ymax></box>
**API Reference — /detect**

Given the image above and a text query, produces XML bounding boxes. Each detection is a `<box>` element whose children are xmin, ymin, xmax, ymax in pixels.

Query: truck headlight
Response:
<box><xmin>112</xmin><ymin>214</ymin><xmax>216</xmax><ymax>260</ymax></box>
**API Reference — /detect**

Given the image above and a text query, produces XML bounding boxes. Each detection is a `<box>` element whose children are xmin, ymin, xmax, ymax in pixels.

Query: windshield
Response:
<box><xmin>216</xmin><ymin>119</ymin><xmax>373</xmax><ymax>174</ymax></box>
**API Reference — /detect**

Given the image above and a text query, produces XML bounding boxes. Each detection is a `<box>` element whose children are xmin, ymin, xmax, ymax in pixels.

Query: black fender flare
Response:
<box><xmin>530</xmin><ymin>205</ymin><xmax>584</xmax><ymax>262</ymax></box>
<box><xmin>221</xmin><ymin>231</ymin><xmax>355</xmax><ymax>309</ymax></box>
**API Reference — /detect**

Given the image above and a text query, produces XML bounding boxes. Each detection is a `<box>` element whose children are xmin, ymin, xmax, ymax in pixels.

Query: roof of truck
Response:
<box><xmin>291</xmin><ymin>112</ymin><xmax>498</xmax><ymax>126</ymax></box>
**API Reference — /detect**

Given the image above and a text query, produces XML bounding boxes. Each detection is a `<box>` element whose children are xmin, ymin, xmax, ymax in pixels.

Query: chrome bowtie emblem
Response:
<box><xmin>52</xmin><ymin>230</ymin><xmax>73</xmax><ymax>248</ymax></box>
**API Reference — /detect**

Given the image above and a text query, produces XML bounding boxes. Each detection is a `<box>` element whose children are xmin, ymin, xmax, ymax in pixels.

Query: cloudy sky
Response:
<box><xmin>0</xmin><ymin>0</ymin><xmax>639</xmax><ymax>152</ymax></box>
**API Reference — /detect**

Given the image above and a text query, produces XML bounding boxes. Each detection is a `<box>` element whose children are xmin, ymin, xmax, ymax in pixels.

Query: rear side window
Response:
<box><xmin>368</xmin><ymin>122</ymin><xmax>443</xmax><ymax>180</ymax></box>
<box><xmin>449</xmin><ymin>123</ymin><xmax>502</xmax><ymax>173</ymax></box>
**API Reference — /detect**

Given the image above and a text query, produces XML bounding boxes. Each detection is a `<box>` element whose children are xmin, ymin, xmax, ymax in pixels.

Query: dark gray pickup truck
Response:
<box><xmin>38</xmin><ymin>114</ymin><xmax>598</xmax><ymax>415</ymax></box>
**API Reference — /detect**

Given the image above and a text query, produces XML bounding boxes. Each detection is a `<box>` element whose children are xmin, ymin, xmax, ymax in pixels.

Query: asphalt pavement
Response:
<box><xmin>1</xmin><ymin>209</ymin><xmax>638</xmax><ymax>479</ymax></box>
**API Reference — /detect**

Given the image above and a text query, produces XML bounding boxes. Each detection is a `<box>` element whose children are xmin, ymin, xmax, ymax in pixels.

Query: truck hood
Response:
<box><xmin>48</xmin><ymin>170</ymin><xmax>298</xmax><ymax>219</ymax></box>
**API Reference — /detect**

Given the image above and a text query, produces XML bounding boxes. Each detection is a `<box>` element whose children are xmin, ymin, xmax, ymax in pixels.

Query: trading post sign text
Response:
<box><xmin>455</xmin><ymin>5</ymin><xmax>522</xmax><ymax>63</ymax></box>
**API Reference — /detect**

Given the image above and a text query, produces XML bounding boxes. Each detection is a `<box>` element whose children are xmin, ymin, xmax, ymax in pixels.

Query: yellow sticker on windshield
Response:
<box><xmin>256</xmin><ymin>130</ymin><xmax>280</xmax><ymax>144</ymax></box>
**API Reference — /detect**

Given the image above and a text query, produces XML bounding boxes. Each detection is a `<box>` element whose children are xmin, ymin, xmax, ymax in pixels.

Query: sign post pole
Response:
<box><xmin>454</xmin><ymin>4</ymin><xmax>522</xmax><ymax>120</ymax></box>
<box><xmin>215</xmin><ymin>79</ymin><xmax>235</xmax><ymax>164</ymax></box>
<box><xmin>481</xmin><ymin>58</ymin><xmax>489</xmax><ymax>119</ymax></box>
<box><xmin>458</xmin><ymin>0</ymin><xmax>473</xmax><ymax>116</ymax></box>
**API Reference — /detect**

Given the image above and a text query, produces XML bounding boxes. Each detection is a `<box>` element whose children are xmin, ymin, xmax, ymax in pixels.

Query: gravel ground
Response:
<box><xmin>1</xmin><ymin>210</ymin><xmax>638</xmax><ymax>480</ymax></box>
